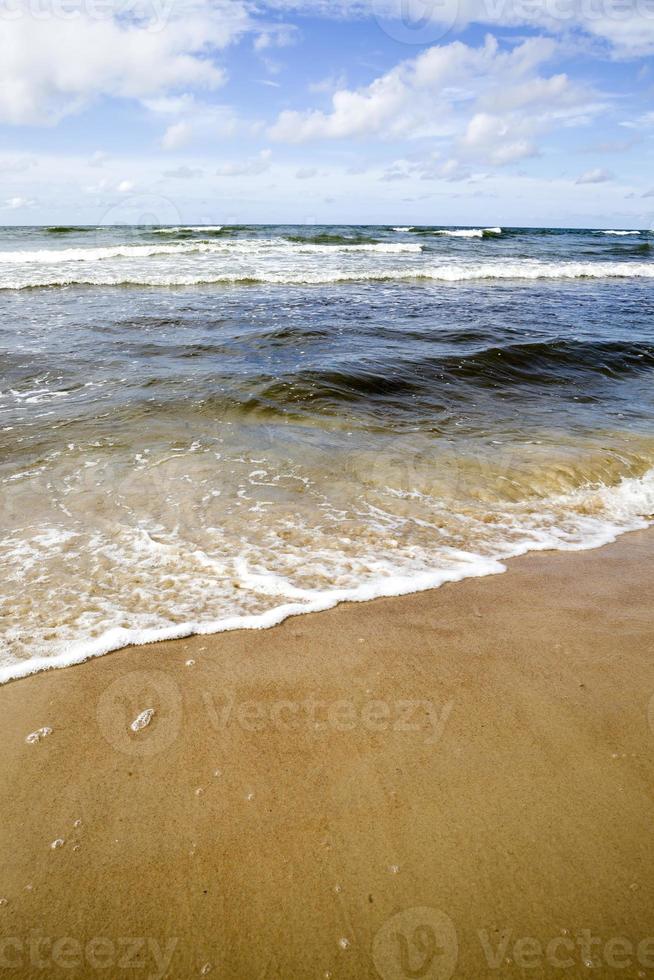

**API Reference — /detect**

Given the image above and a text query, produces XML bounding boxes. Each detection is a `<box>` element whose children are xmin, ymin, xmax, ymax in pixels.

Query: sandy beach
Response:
<box><xmin>3</xmin><ymin>2</ymin><xmax>653</xmax><ymax>973</ymax></box>
<box><xmin>1</xmin><ymin>529</ymin><xmax>654</xmax><ymax>978</ymax></box>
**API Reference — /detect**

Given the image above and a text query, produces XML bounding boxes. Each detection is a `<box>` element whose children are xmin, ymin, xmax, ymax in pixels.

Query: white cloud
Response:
<box><xmin>378</xmin><ymin>153</ymin><xmax>472</xmax><ymax>182</ymax></box>
<box><xmin>461</xmin><ymin>113</ymin><xmax>538</xmax><ymax>164</ymax></box>
<box><xmin>162</xmin><ymin>121</ymin><xmax>194</xmax><ymax>150</ymax></box>
<box><xmin>575</xmin><ymin>167</ymin><xmax>614</xmax><ymax>183</ymax></box>
<box><xmin>216</xmin><ymin>149</ymin><xmax>272</xmax><ymax>176</ymax></box>
<box><xmin>0</xmin><ymin>0</ymin><xmax>247</xmax><ymax>125</ymax></box>
<box><xmin>117</xmin><ymin>180</ymin><xmax>134</xmax><ymax>193</ymax></box>
<box><xmin>253</xmin><ymin>23</ymin><xmax>298</xmax><ymax>50</ymax></box>
<box><xmin>0</xmin><ymin>0</ymin><xmax>649</xmax><ymax>135</ymax></box>
<box><xmin>3</xmin><ymin>196</ymin><xmax>35</xmax><ymax>209</ymax></box>
<box><xmin>260</xmin><ymin>0</ymin><xmax>654</xmax><ymax>55</ymax></box>
<box><xmin>270</xmin><ymin>36</ymin><xmax>597</xmax><ymax>167</ymax></box>
<box><xmin>619</xmin><ymin>110</ymin><xmax>654</xmax><ymax>130</ymax></box>
<box><xmin>308</xmin><ymin>72</ymin><xmax>348</xmax><ymax>95</ymax></box>
<box><xmin>150</xmin><ymin>95</ymin><xmax>257</xmax><ymax>149</ymax></box>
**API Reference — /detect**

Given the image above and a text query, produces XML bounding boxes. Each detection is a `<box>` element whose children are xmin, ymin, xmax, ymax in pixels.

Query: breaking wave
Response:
<box><xmin>3</xmin><ymin>259</ymin><xmax>654</xmax><ymax>290</ymax></box>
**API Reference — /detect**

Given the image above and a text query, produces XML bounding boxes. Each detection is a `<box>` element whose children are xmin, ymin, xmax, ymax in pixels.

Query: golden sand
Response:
<box><xmin>2</xmin><ymin>530</ymin><xmax>654</xmax><ymax>978</ymax></box>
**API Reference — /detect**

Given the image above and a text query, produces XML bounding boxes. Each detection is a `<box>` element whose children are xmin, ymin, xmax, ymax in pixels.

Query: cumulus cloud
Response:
<box><xmin>575</xmin><ymin>167</ymin><xmax>613</xmax><ymax>183</ymax></box>
<box><xmin>460</xmin><ymin>113</ymin><xmax>538</xmax><ymax>165</ymax></box>
<box><xmin>270</xmin><ymin>36</ymin><xmax>598</xmax><ymax>167</ymax></box>
<box><xmin>0</xmin><ymin>0</ymin><xmax>248</xmax><ymax>125</ymax></box>
<box><xmin>270</xmin><ymin>37</ymin><xmax>553</xmax><ymax>140</ymax></box>
<box><xmin>0</xmin><ymin>0</ymin><xmax>650</xmax><ymax>135</ymax></box>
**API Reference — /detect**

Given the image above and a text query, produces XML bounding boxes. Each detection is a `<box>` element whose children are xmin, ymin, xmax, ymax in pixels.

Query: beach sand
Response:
<box><xmin>2</xmin><ymin>529</ymin><xmax>654</xmax><ymax>979</ymax></box>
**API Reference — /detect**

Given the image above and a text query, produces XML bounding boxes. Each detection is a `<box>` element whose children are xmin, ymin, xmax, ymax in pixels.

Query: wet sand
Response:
<box><xmin>1</xmin><ymin>529</ymin><xmax>654</xmax><ymax>979</ymax></box>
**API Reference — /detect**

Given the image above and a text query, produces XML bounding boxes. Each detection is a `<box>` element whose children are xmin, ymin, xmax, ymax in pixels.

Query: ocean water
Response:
<box><xmin>1</xmin><ymin>223</ymin><xmax>653</xmax><ymax>682</ymax></box>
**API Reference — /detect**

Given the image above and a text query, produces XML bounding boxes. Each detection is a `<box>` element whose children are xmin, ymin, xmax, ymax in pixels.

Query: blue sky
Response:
<box><xmin>1</xmin><ymin>0</ymin><xmax>653</xmax><ymax>226</ymax></box>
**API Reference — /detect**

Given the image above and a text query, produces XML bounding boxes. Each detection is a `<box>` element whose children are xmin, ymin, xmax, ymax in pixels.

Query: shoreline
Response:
<box><xmin>2</xmin><ymin>528</ymin><xmax>654</xmax><ymax>978</ymax></box>
<box><xmin>2</xmin><ymin>512</ymin><xmax>652</xmax><ymax>687</ymax></box>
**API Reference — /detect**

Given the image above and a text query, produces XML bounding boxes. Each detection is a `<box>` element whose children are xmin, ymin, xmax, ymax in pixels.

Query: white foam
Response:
<box><xmin>3</xmin><ymin>259</ymin><xmax>653</xmax><ymax>290</ymax></box>
<box><xmin>0</xmin><ymin>557</ymin><xmax>503</xmax><ymax>684</ymax></box>
<box><xmin>0</xmin><ymin>238</ymin><xmax>421</xmax><ymax>267</ymax></box>
<box><xmin>1</xmin><ymin>467</ymin><xmax>653</xmax><ymax>686</ymax></box>
<box><xmin>599</xmin><ymin>230</ymin><xmax>641</xmax><ymax>236</ymax></box>
<box><xmin>151</xmin><ymin>226</ymin><xmax>224</xmax><ymax>234</ymax></box>
<box><xmin>0</xmin><ymin>244</ymin><xmax>195</xmax><ymax>264</ymax></box>
<box><xmin>434</xmin><ymin>227</ymin><xmax>502</xmax><ymax>238</ymax></box>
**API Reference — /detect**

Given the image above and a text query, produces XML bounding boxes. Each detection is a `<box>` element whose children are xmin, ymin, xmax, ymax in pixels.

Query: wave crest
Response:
<box><xmin>3</xmin><ymin>259</ymin><xmax>654</xmax><ymax>290</ymax></box>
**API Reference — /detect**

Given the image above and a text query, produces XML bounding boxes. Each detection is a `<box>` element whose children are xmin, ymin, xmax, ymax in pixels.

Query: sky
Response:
<box><xmin>0</xmin><ymin>0</ymin><xmax>653</xmax><ymax>226</ymax></box>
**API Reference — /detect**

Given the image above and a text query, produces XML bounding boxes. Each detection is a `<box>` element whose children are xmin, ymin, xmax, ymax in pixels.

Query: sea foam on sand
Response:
<box><xmin>1</xmin><ymin>468</ymin><xmax>653</xmax><ymax>686</ymax></box>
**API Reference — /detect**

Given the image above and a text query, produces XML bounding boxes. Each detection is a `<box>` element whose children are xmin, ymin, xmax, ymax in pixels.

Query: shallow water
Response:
<box><xmin>1</xmin><ymin>224</ymin><xmax>653</xmax><ymax>680</ymax></box>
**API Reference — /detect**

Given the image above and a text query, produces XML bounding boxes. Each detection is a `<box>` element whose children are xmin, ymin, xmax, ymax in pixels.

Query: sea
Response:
<box><xmin>1</xmin><ymin>223</ymin><xmax>653</xmax><ymax>682</ymax></box>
